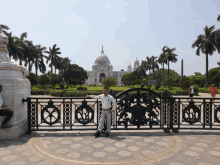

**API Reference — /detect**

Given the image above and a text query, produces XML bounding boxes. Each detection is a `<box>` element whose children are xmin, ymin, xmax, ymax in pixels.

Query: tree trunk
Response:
<box><xmin>29</xmin><ymin>60</ymin><xmax>31</xmax><ymax>74</ymax></box>
<box><xmin>51</xmin><ymin>55</ymin><xmax>53</xmax><ymax>79</ymax></box>
<box><xmin>168</xmin><ymin>60</ymin><xmax>170</xmax><ymax>77</ymax></box>
<box><xmin>35</xmin><ymin>61</ymin><xmax>38</xmax><ymax>80</ymax></box>
<box><xmin>162</xmin><ymin>63</ymin><xmax>164</xmax><ymax>86</ymax></box>
<box><xmin>19</xmin><ymin>57</ymin><xmax>22</xmax><ymax>65</ymax></box>
<box><xmin>205</xmin><ymin>53</ymin><xmax>208</xmax><ymax>88</ymax></box>
<box><xmin>153</xmin><ymin>63</ymin><xmax>154</xmax><ymax>79</ymax></box>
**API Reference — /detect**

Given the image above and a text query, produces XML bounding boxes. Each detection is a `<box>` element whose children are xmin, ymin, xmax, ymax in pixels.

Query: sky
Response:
<box><xmin>1</xmin><ymin>0</ymin><xmax>220</xmax><ymax>77</ymax></box>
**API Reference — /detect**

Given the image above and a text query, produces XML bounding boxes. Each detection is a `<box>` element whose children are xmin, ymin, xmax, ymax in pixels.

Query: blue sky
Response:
<box><xmin>1</xmin><ymin>0</ymin><xmax>220</xmax><ymax>77</ymax></box>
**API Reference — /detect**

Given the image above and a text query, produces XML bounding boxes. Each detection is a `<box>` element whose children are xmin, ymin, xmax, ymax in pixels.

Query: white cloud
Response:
<box><xmin>104</xmin><ymin>2</ymin><xmax>116</xmax><ymax>11</ymax></box>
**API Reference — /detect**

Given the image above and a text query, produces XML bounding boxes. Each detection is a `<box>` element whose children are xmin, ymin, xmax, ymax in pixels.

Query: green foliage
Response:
<box><xmin>89</xmin><ymin>84</ymin><xmax>96</xmax><ymax>86</ymax></box>
<box><xmin>140</xmin><ymin>84</ymin><xmax>145</xmax><ymax>88</ymax></box>
<box><xmin>179</xmin><ymin>76</ymin><xmax>190</xmax><ymax>90</ymax></box>
<box><xmin>208</xmin><ymin>67</ymin><xmax>220</xmax><ymax>88</ymax></box>
<box><xmin>76</xmin><ymin>85</ymin><xmax>87</xmax><ymax>90</ymax></box>
<box><xmin>38</xmin><ymin>75</ymin><xmax>50</xmax><ymax>89</ymax></box>
<box><xmin>175</xmin><ymin>90</ymin><xmax>189</xmax><ymax>95</ymax></box>
<box><xmin>164</xmin><ymin>77</ymin><xmax>175</xmax><ymax>88</ymax></box>
<box><xmin>150</xmin><ymin>86</ymin><xmax>156</xmax><ymax>90</ymax></box>
<box><xmin>67</xmin><ymin>78</ymin><xmax>79</xmax><ymax>87</ymax></box>
<box><xmin>101</xmin><ymin>77</ymin><xmax>116</xmax><ymax>89</ymax></box>
<box><xmin>155</xmin><ymin>83</ymin><xmax>161</xmax><ymax>90</ymax></box>
<box><xmin>50</xmin><ymin>76</ymin><xmax>59</xmax><ymax>88</ymax></box>
<box><xmin>27</xmin><ymin>72</ymin><xmax>38</xmax><ymax>86</ymax></box>
<box><xmin>59</xmin><ymin>84</ymin><xmax>64</xmax><ymax>89</ymax></box>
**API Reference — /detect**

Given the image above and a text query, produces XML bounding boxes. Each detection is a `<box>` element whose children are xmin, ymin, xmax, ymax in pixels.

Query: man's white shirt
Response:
<box><xmin>88</xmin><ymin>94</ymin><xmax>116</xmax><ymax>110</ymax></box>
<box><xmin>0</xmin><ymin>95</ymin><xmax>3</xmax><ymax>109</ymax></box>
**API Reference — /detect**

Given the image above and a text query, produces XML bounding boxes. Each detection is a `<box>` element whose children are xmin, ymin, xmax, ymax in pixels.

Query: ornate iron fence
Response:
<box><xmin>22</xmin><ymin>88</ymin><xmax>220</xmax><ymax>133</ymax></box>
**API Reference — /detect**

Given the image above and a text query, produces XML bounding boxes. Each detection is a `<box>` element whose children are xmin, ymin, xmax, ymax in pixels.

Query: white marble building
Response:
<box><xmin>84</xmin><ymin>46</ymin><xmax>140</xmax><ymax>85</ymax></box>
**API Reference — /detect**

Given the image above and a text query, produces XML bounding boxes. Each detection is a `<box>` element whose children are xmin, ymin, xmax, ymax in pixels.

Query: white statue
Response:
<box><xmin>0</xmin><ymin>26</ymin><xmax>29</xmax><ymax>76</ymax></box>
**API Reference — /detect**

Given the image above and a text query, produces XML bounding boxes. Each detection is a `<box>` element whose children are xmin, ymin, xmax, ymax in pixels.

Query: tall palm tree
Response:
<box><xmin>23</xmin><ymin>41</ymin><xmax>36</xmax><ymax>73</ymax></box>
<box><xmin>192</xmin><ymin>25</ymin><xmax>217</xmax><ymax>88</ymax></box>
<box><xmin>158</xmin><ymin>46</ymin><xmax>168</xmax><ymax>86</ymax></box>
<box><xmin>45</xmin><ymin>44</ymin><xmax>61</xmax><ymax>78</ymax></box>
<box><xmin>30</xmin><ymin>45</ymin><xmax>49</xmax><ymax>80</ymax></box>
<box><xmin>149</xmin><ymin>56</ymin><xmax>159</xmax><ymax>79</ymax></box>
<box><xmin>164</xmin><ymin>47</ymin><xmax>178</xmax><ymax>77</ymax></box>
<box><xmin>14</xmin><ymin>32</ymin><xmax>28</xmax><ymax>65</ymax></box>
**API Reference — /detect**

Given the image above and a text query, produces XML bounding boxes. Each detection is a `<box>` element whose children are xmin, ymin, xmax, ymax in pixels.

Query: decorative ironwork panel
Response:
<box><xmin>75</xmin><ymin>100</ymin><xmax>94</xmax><ymax>125</ymax></box>
<box><xmin>30</xmin><ymin>102</ymin><xmax>38</xmax><ymax>127</ymax></box>
<box><xmin>214</xmin><ymin>105</ymin><xmax>220</xmax><ymax>123</ymax></box>
<box><xmin>204</xmin><ymin>102</ymin><xmax>211</xmax><ymax>125</ymax></box>
<box><xmin>182</xmin><ymin>101</ymin><xmax>201</xmax><ymax>124</ymax></box>
<box><xmin>173</xmin><ymin>101</ymin><xmax>179</xmax><ymax>125</ymax></box>
<box><xmin>63</xmin><ymin>102</ymin><xmax>72</xmax><ymax>126</ymax></box>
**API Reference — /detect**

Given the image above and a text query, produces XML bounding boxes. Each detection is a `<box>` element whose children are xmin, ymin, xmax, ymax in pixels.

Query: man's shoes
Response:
<box><xmin>105</xmin><ymin>132</ymin><xmax>109</xmax><ymax>137</ymax></box>
<box><xmin>94</xmin><ymin>131</ymin><xmax>100</xmax><ymax>137</ymax></box>
<box><xmin>1</xmin><ymin>124</ymin><xmax>12</xmax><ymax>129</ymax></box>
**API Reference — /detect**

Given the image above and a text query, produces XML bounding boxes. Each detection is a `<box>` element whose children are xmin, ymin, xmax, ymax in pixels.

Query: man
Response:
<box><xmin>86</xmin><ymin>87</ymin><xmax>116</xmax><ymax>137</ymax></box>
<box><xmin>210</xmin><ymin>84</ymin><xmax>217</xmax><ymax>102</ymax></box>
<box><xmin>187</xmin><ymin>84</ymin><xmax>194</xmax><ymax>101</ymax></box>
<box><xmin>0</xmin><ymin>86</ymin><xmax>13</xmax><ymax>129</ymax></box>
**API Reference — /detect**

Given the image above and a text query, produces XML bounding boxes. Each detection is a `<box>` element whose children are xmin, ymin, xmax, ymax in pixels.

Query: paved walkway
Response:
<box><xmin>0</xmin><ymin>93</ymin><xmax>220</xmax><ymax>165</ymax></box>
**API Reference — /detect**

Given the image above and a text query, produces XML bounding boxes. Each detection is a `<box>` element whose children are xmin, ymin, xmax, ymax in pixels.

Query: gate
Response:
<box><xmin>22</xmin><ymin>88</ymin><xmax>220</xmax><ymax>133</ymax></box>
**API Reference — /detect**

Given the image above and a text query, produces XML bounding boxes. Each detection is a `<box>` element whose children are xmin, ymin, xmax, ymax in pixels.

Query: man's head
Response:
<box><xmin>212</xmin><ymin>84</ymin><xmax>215</xmax><ymax>87</ymax></box>
<box><xmin>0</xmin><ymin>85</ymin><xmax>2</xmax><ymax>93</ymax></box>
<box><xmin>103</xmin><ymin>87</ymin><xmax>109</xmax><ymax>96</ymax></box>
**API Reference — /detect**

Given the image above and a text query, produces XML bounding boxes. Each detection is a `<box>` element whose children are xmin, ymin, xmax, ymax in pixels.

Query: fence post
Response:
<box><xmin>170</xmin><ymin>97</ymin><xmax>174</xmax><ymax>130</ymax></box>
<box><xmin>27</xmin><ymin>97</ymin><xmax>32</xmax><ymax>134</ymax></box>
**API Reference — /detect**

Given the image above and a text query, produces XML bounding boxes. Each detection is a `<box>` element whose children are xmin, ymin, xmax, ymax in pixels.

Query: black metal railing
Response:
<box><xmin>22</xmin><ymin>88</ymin><xmax>220</xmax><ymax>133</ymax></box>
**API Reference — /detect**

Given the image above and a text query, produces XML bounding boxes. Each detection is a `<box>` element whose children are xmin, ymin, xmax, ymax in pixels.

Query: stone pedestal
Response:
<box><xmin>0</xmin><ymin>69</ymin><xmax>30</xmax><ymax>140</ymax></box>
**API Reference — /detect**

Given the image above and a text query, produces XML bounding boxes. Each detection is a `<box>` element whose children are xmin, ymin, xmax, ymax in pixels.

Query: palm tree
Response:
<box><xmin>45</xmin><ymin>44</ymin><xmax>61</xmax><ymax>78</ymax></box>
<box><xmin>14</xmin><ymin>32</ymin><xmax>28</xmax><ymax>65</ymax></box>
<box><xmin>158</xmin><ymin>46</ymin><xmax>168</xmax><ymax>86</ymax></box>
<box><xmin>23</xmin><ymin>41</ymin><xmax>36</xmax><ymax>73</ymax></box>
<box><xmin>218</xmin><ymin>14</ymin><xmax>220</xmax><ymax>22</ymax></box>
<box><xmin>149</xmin><ymin>56</ymin><xmax>159</xmax><ymax>79</ymax></box>
<box><xmin>30</xmin><ymin>45</ymin><xmax>49</xmax><ymax>80</ymax></box>
<box><xmin>164</xmin><ymin>47</ymin><xmax>178</xmax><ymax>77</ymax></box>
<box><xmin>192</xmin><ymin>25</ymin><xmax>217</xmax><ymax>88</ymax></box>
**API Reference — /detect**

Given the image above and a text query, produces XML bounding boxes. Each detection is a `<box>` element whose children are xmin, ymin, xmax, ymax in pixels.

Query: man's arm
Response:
<box><xmin>87</xmin><ymin>94</ymin><xmax>102</xmax><ymax>99</ymax></box>
<box><xmin>111</xmin><ymin>96</ymin><xmax>117</xmax><ymax>111</ymax></box>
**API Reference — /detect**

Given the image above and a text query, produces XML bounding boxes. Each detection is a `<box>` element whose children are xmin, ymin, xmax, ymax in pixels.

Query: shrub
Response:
<box><xmin>150</xmin><ymin>86</ymin><xmax>156</xmax><ymax>90</ymax></box>
<box><xmin>59</xmin><ymin>84</ymin><xmax>64</xmax><ymax>89</ymax></box>
<box><xmin>38</xmin><ymin>75</ymin><xmax>50</xmax><ymax>89</ymax></box>
<box><xmin>155</xmin><ymin>84</ymin><xmax>161</xmax><ymax>90</ymax></box>
<box><xmin>140</xmin><ymin>84</ymin><xmax>145</xmax><ymax>88</ymax></box>
<box><xmin>76</xmin><ymin>85</ymin><xmax>87</xmax><ymax>90</ymax></box>
<box><xmin>89</xmin><ymin>84</ymin><xmax>96</xmax><ymax>86</ymax></box>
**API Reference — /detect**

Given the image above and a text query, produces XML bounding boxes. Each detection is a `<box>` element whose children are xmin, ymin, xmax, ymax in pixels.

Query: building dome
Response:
<box><xmin>128</xmin><ymin>63</ymin><xmax>131</xmax><ymax>66</ymax></box>
<box><xmin>135</xmin><ymin>58</ymin><xmax>139</xmax><ymax>62</ymax></box>
<box><xmin>95</xmin><ymin>46</ymin><xmax>110</xmax><ymax>63</ymax></box>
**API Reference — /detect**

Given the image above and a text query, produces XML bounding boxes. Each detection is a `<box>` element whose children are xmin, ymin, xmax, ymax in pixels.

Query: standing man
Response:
<box><xmin>86</xmin><ymin>87</ymin><xmax>116</xmax><ymax>137</ymax></box>
<box><xmin>187</xmin><ymin>84</ymin><xmax>194</xmax><ymax>101</ymax></box>
<box><xmin>210</xmin><ymin>84</ymin><xmax>217</xmax><ymax>102</ymax></box>
<box><xmin>0</xmin><ymin>86</ymin><xmax>13</xmax><ymax>129</ymax></box>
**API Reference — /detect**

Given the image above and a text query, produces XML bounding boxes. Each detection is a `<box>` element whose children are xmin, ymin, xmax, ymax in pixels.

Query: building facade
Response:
<box><xmin>84</xmin><ymin>46</ymin><xmax>140</xmax><ymax>85</ymax></box>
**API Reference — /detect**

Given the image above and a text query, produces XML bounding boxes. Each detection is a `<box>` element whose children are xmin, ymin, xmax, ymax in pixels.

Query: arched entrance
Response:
<box><xmin>99</xmin><ymin>73</ymin><xmax>106</xmax><ymax>82</ymax></box>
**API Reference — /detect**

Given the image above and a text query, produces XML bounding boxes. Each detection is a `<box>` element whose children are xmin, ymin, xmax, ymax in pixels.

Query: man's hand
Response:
<box><xmin>86</xmin><ymin>95</ymin><xmax>89</xmax><ymax>98</ymax></box>
<box><xmin>109</xmin><ymin>110</ymin><xmax>114</xmax><ymax>113</ymax></box>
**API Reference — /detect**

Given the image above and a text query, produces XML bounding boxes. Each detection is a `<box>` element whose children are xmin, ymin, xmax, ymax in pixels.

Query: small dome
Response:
<box><xmin>128</xmin><ymin>63</ymin><xmax>131</xmax><ymax>66</ymax></box>
<box><xmin>135</xmin><ymin>58</ymin><xmax>139</xmax><ymax>62</ymax></box>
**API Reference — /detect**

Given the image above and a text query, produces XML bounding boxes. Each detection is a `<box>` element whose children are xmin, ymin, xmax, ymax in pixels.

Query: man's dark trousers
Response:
<box><xmin>0</xmin><ymin>109</ymin><xmax>13</xmax><ymax>125</ymax></box>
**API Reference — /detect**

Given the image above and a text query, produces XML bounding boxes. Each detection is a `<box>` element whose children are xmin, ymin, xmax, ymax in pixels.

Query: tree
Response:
<box><xmin>67</xmin><ymin>78</ymin><xmax>80</xmax><ymax>87</ymax></box>
<box><xmin>101</xmin><ymin>77</ymin><xmax>116</xmax><ymax>89</ymax></box>
<box><xmin>164</xmin><ymin>47</ymin><xmax>178</xmax><ymax>77</ymax></box>
<box><xmin>50</xmin><ymin>76</ymin><xmax>60</xmax><ymax>88</ymax></box>
<box><xmin>192</xmin><ymin>25</ymin><xmax>217</xmax><ymax>88</ymax></box>
<box><xmin>63</xmin><ymin>64</ymin><xmax>88</xmax><ymax>86</ymax></box>
<box><xmin>29</xmin><ymin>45</ymin><xmax>49</xmax><ymax>80</ymax></box>
<box><xmin>26</xmin><ymin>72</ymin><xmax>38</xmax><ymax>86</ymax></box>
<box><xmin>149</xmin><ymin>56</ymin><xmax>159</xmax><ymax>79</ymax></box>
<box><xmin>45</xmin><ymin>44</ymin><xmax>61</xmax><ymax>78</ymax></box>
<box><xmin>179</xmin><ymin>76</ymin><xmax>190</xmax><ymax>90</ymax></box>
<box><xmin>207</xmin><ymin>67</ymin><xmax>220</xmax><ymax>88</ymax></box>
<box><xmin>158</xmin><ymin>46</ymin><xmax>168</xmax><ymax>86</ymax></box>
<box><xmin>38</xmin><ymin>75</ymin><xmax>50</xmax><ymax>89</ymax></box>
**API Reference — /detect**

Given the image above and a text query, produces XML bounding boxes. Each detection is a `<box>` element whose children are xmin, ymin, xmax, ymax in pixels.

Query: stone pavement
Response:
<box><xmin>0</xmin><ymin>93</ymin><xmax>220</xmax><ymax>165</ymax></box>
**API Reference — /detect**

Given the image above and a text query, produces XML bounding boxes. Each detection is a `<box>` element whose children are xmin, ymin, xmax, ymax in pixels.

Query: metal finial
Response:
<box><xmin>101</xmin><ymin>46</ymin><xmax>104</xmax><ymax>54</ymax></box>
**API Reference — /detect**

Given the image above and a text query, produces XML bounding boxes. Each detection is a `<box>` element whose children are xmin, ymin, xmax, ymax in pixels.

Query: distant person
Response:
<box><xmin>86</xmin><ymin>87</ymin><xmax>116</xmax><ymax>137</ymax></box>
<box><xmin>210</xmin><ymin>84</ymin><xmax>217</xmax><ymax>102</ymax></box>
<box><xmin>0</xmin><ymin>86</ymin><xmax>13</xmax><ymax>129</ymax></box>
<box><xmin>187</xmin><ymin>84</ymin><xmax>194</xmax><ymax>101</ymax></box>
